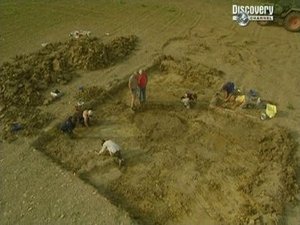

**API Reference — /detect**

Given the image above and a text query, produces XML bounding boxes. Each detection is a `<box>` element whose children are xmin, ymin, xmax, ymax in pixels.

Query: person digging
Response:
<box><xmin>97</xmin><ymin>139</ymin><xmax>124</xmax><ymax>168</ymax></box>
<box><xmin>60</xmin><ymin>116</ymin><xmax>76</xmax><ymax>136</ymax></box>
<box><xmin>181</xmin><ymin>91</ymin><xmax>197</xmax><ymax>109</ymax></box>
<box><xmin>75</xmin><ymin>109</ymin><xmax>93</xmax><ymax>127</ymax></box>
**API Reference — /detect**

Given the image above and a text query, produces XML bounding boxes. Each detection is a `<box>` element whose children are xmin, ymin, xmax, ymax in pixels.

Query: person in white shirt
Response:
<box><xmin>181</xmin><ymin>91</ymin><xmax>197</xmax><ymax>109</ymax></box>
<box><xmin>128</xmin><ymin>72</ymin><xmax>140</xmax><ymax>111</ymax></box>
<box><xmin>98</xmin><ymin>139</ymin><xmax>124</xmax><ymax>167</ymax></box>
<box><xmin>82</xmin><ymin>109</ymin><xmax>93</xmax><ymax>127</ymax></box>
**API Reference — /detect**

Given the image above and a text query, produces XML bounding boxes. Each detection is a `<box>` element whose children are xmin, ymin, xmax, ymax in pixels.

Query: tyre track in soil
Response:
<box><xmin>106</xmin><ymin>4</ymin><xmax>192</xmax><ymax>51</ymax></box>
<box><xmin>160</xmin><ymin>1</ymin><xmax>226</xmax><ymax>56</ymax></box>
<box><xmin>107</xmin><ymin>5</ymin><xmax>164</xmax><ymax>36</ymax></box>
<box><xmin>1</xmin><ymin>1</ymin><xmax>196</xmax><ymax>62</ymax></box>
<box><xmin>44</xmin><ymin>1</ymin><xmax>187</xmax><ymax>47</ymax></box>
<box><xmin>0</xmin><ymin>2</ymin><xmax>140</xmax><ymax>60</ymax></box>
<box><xmin>160</xmin><ymin>11</ymin><xmax>203</xmax><ymax>52</ymax></box>
<box><xmin>67</xmin><ymin>1</ymin><xmax>199</xmax><ymax>53</ymax></box>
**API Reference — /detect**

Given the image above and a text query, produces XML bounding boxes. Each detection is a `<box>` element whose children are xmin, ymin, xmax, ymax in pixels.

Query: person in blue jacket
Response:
<box><xmin>60</xmin><ymin>116</ymin><xmax>76</xmax><ymax>135</ymax></box>
<box><xmin>220</xmin><ymin>81</ymin><xmax>235</xmax><ymax>101</ymax></box>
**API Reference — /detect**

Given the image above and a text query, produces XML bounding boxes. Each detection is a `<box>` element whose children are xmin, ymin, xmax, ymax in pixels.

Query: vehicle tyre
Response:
<box><xmin>284</xmin><ymin>12</ymin><xmax>300</xmax><ymax>32</ymax></box>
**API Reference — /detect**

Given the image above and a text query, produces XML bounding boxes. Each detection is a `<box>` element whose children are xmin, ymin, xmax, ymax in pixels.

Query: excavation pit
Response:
<box><xmin>33</xmin><ymin>58</ymin><xmax>298</xmax><ymax>225</ymax></box>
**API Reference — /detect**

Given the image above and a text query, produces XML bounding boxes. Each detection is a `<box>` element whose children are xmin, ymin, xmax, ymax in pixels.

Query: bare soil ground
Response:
<box><xmin>31</xmin><ymin>58</ymin><xmax>298</xmax><ymax>225</ymax></box>
<box><xmin>1</xmin><ymin>0</ymin><xmax>300</xmax><ymax>225</ymax></box>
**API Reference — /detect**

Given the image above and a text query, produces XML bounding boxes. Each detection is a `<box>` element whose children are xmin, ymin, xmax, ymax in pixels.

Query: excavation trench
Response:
<box><xmin>32</xmin><ymin>58</ymin><xmax>298</xmax><ymax>225</ymax></box>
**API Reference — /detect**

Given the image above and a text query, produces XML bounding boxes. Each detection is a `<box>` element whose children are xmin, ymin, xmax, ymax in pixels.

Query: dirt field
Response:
<box><xmin>1</xmin><ymin>0</ymin><xmax>300</xmax><ymax>225</ymax></box>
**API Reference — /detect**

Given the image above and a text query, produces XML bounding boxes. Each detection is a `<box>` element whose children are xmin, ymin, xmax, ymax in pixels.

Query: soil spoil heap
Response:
<box><xmin>0</xmin><ymin>35</ymin><xmax>138</xmax><ymax>140</ymax></box>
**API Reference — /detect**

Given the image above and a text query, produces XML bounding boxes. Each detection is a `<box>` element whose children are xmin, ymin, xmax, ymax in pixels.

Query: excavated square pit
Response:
<box><xmin>33</xmin><ymin>59</ymin><xmax>298</xmax><ymax>225</ymax></box>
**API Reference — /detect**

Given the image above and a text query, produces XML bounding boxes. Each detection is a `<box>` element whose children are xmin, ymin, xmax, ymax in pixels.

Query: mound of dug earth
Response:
<box><xmin>0</xmin><ymin>35</ymin><xmax>137</xmax><ymax>140</ymax></box>
<box><xmin>0</xmin><ymin>35</ymin><xmax>137</xmax><ymax>108</ymax></box>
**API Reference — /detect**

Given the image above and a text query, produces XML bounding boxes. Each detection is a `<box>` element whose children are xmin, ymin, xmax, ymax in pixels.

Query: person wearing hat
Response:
<box><xmin>97</xmin><ymin>139</ymin><xmax>124</xmax><ymax>167</ymax></box>
<box><xmin>137</xmin><ymin>69</ymin><xmax>148</xmax><ymax>104</ymax></box>
<box><xmin>82</xmin><ymin>109</ymin><xmax>93</xmax><ymax>127</ymax></box>
<box><xmin>128</xmin><ymin>71</ymin><xmax>140</xmax><ymax>110</ymax></box>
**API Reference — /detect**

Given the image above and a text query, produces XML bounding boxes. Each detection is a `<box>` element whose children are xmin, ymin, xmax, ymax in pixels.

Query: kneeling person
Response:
<box><xmin>98</xmin><ymin>139</ymin><xmax>124</xmax><ymax>167</ymax></box>
<box><xmin>60</xmin><ymin>116</ymin><xmax>76</xmax><ymax>135</ymax></box>
<box><xmin>76</xmin><ymin>109</ymin><xmax>93</xmax><ymax>127</ymax></box>
<box><xmin>220</xmin><ymin>81</ymin><xmax>235</xmax><ymax>102</ymax></box>
<box><xmin>181</xmin><ymin>91</ymin><xmax>197</xmax><ymax>109</ymax></box>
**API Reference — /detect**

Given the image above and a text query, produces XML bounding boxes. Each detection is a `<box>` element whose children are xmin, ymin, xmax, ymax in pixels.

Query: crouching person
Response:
<box><xmin>220</xmin><ymin>81</ymin><xmax>235</xmax><ymax>102</ymax></box>
<box><xmin>181</xmin><ymin>91</ymin><xmax>197</xmax><ymax>109</ymax></box>
<box><xmin>76</xmin><ymin>109</ymin><xmax>93</xmax><ymax>127</ymax></box>
<box><xmin>60</xmin><ymin>116</ymin><xmax>76</xmax><ymax>135</ymax></box>
<box><xmin>98</xmin><ymin>139</ymin><xmax>124</xmax><ymax>168</ymax></box>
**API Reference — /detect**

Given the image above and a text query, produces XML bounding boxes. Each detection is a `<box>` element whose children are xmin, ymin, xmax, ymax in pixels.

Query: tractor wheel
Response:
<box><xmin>284</xmin><ymin>12</ymin><xmax>300</xmax><ymax>32</ymax></box>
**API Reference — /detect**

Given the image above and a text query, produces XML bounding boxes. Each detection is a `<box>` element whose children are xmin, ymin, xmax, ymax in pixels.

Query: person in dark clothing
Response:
<box><xmin>60</xmin><ymin>116</ymin><xmax>76</xmax><ymax>134</ymax></box>
<box><xmin>220</xmin><ymin>81</ymin><xmax>235</xmax><ymax>101</ymax></box>
<box><xmin>73</xmin><ymin>105</ymin><xmax>83</xmax><ymax>125</ymax></box>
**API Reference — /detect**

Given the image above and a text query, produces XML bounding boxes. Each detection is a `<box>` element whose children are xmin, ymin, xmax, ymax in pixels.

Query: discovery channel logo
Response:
<box><xmin>232</xmin><ymin>4</ymin><xmax>274</xmax><ymax>26</ymax></box>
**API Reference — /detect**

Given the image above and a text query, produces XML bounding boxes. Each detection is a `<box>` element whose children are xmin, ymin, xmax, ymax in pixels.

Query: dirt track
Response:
<box><xmin>1</xmin><ymin>0</ymin><xmax>300</xmax><ymax>225</ymax></box>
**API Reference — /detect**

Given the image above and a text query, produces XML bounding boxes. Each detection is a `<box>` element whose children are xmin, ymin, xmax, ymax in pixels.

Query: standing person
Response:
<box><xmin>128</xmin><ymin>71</ymin><xmax>139</xmax><ymax>110</ymax></box>
<box><xmin>97</xmin><ymin>139</ymin><xmax>124</xmax><ymax>167</ymax></box>
<box><xmin>137</xmin><ymin>69</ymin><xmax>148</xmax><ymax>104</ymax></box>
